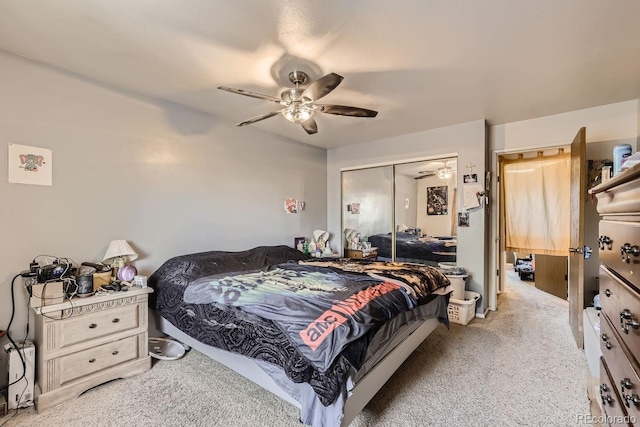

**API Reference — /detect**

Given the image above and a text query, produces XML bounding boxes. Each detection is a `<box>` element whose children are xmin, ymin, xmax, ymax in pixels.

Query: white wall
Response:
<box><xmin>328</xmin><ymin>120</ymin><xmax>488</xmax><ymax>313</ymax></box>
<box><xmin>0</xmin><ymin>52</ymin><xmax>327</xmax><ymax>364</ymax></box>
<box><xmin>488</xmin><ymin>100</ymin><xmax>639</xmax><ymax>310</ymax></box>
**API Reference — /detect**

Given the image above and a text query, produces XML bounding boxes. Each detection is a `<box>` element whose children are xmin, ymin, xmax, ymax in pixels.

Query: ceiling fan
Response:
<box><xmin>218</xmin><ymin>71</ymin><xmax>378</xmax><ymax>135</ymax></box>
<box><xmin>415</xmin><ymin>160</ymin><xmax>457</xmax><ymax>180</ymax></box>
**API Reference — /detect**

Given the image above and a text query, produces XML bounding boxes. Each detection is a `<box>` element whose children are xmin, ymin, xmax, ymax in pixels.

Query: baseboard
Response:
<box><xmin>475</xmin><ymin>308</ymin><xmax>491</xmax><ymax>319</ymax></box>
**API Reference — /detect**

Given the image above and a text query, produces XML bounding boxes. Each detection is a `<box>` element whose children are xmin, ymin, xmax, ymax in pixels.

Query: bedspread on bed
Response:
<box><xmin>367</xmin><ymin>232</ymin><xmax>456</xmax><ymax>263</ymax></box>
<box><xmin>148</xmin><ymin>246</ymin><xmax>449</xmax><ymax>407</ymax></box>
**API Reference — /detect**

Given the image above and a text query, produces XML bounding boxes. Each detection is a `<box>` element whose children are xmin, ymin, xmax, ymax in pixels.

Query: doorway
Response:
<box><xmin>496</xmin><ymin>147</ymin><xmax>571</xmax><ymax>301</ymax></box>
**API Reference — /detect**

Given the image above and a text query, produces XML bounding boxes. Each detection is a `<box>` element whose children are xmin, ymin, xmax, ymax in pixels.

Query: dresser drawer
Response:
<box><xmin>59</xmin><ymin>335</ymin><xmax>139</xmax><ymax>385</ymax></box>
<box><xmin>600</xmin><ymin>265</ymin><xmax>640</xmax><ymax>363</ymax></box>
<box><xmin>600</xmin><ymin>357</ymin><xmax>631</xmax><ymax>424</ymax></box>
<box><xmin>600</xmin><ymin>221</ymin><xmax>640</xmax><ymax>287</ymax></box>
<box><xmin>59</xmin><ymin>304</ymin><xmax>140</xmax><ymax>348</ymax></box>
<box><xmin>601</xmin><ymin>314</ymin><xmax>640</xmax><ymax>420</ymax></box>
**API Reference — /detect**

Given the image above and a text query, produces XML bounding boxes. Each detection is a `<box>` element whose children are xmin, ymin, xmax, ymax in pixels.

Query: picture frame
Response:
<box><xmin>463</xmin><ymin>174</ymin><xmax>477</xmax><ymax>184</ymax></box>
<box><xmin>427</xmin><ymin>186</ymin><xmax>448</xmax><ymax>216</ymax></box>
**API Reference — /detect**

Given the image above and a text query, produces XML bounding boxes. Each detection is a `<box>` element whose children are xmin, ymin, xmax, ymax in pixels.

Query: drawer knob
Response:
<box><xmin>620</xmin><ymin>243</ymin><xmax>640</xmax><ymax>263</ymax></box>
<box><xmin>112</xmin><ymin>350</ymin><xmax>119</xmax><ymax>356</ymax></box>
<box><xmin>602</xmin><ymin>394</ymin><xmax>614</xmax><ymax>405</ymax></box>
<box><xmin>625</xmin><ymin>393</ymin><xmax>640</xmax><ymax>407</ymax></box>
<box><xmin>89</xmin><ymin>323</ymin><xmax>97</xmax><ymax>329</ymax></box>
<box><xmin>627</xmin><ymin>318</ymin><xmax>640</xmax><ymax>330</ymax></box>
<box><xmin>89</xmin><ymin>358</ymin><xmax>96</xmax><ymax>363</ymax></box>
<box><xmin>601</xmin><ymin>333</ymin><xmax>612</xmax><ymax>349</ymax></box>
<box><xmin>621</xmin><ymin>378</ymin><xmax>633</xmax><ymax>391</ymax></box>
<box><xmin>604</xmin><ymin>288</ymin><xmax>612</xmax><ymax>297</ymax></box>
<box><xmin>601</xmin><ymin>384</ymin><xmax>609</xmax><ymax>393</ymax></box>
<box><xmin>112</xmin><ymin>318</ymin><xmax>120</xmax><ymax>323</ymax></box>
<box><xmin>599</xmin><ymin>235</ymin><xmax>612</xmax><ymax>250</ymax></box>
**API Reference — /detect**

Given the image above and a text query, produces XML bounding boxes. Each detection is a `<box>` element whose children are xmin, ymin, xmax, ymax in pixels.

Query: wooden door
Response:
<box><xmin>535</xmin><ymin>254</ymin><xmax>568</xmax><ymax>300</ymax></box>
<box><xmin>568</xmin><ymin>127</ymin><xmax>587</xmax><ymax>348</ymax></box>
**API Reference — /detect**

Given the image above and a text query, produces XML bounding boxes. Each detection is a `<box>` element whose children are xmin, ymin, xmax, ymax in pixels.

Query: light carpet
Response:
<box><xmin>1</xmin><ymin>268</ymin><xmax>591</xmax><ymax>426</ymax></box>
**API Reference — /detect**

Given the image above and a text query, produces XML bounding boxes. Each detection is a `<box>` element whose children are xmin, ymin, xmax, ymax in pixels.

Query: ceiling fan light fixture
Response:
<box><xmin>282</xmin><ymin>102</ymin><xmax>315</xmax><ymax>124</ymax></box>
<box><xmin>437</xmin><ymin>166</ymin><xmax>452</xmax><ymax>179</ymax></box>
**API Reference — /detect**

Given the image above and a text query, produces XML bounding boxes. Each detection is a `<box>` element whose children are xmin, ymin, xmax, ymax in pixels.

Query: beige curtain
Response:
<box><xmin>502</xmin><ymin>154</ymin><xmax>570</xmax><ymax>256</ymax></box>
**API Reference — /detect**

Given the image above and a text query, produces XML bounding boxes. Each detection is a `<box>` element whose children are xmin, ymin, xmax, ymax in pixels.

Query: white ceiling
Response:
<box><xmin>1</xmin><ymin>0</ymin><xmax>640</xmax><ymax>149</ymax></box>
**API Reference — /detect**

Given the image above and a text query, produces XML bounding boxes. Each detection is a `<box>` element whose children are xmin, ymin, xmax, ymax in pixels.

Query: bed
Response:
<box><xmin>367</xmin><ymin>232</ymin><xmax>457</xmax><ymax>265</ymax></box>
<box><xmin>148</xmin><ymin>245</ymin><xmax>451</xmax><ymax>427</ymax></box>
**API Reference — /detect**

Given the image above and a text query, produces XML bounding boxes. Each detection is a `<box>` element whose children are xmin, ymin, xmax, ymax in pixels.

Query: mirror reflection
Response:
<box><xmin>342</xmin><ymin>158</ymin><xmax>457</xmax><ymax>266</ymax></box>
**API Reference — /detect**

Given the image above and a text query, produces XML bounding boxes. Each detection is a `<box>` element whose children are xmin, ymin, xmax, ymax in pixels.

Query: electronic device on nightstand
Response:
<box><xmin>4</xmin><ymin>340</ymin><xmax>35</xmax><ymax>410</ymax></box>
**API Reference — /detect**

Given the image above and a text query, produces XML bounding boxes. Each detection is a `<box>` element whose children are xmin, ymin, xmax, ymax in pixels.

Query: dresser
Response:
<box><xmin>32</xmin><ymin>287</ymin><xmax>152</xmax><ymax>412</ymax></box>
<box><xmin>592</xmin><ymin>162</ymin><xmax>640</xmax><ymax>425</ymax></box>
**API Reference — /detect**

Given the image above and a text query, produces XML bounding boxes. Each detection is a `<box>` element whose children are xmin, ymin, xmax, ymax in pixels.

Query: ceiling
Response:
<box><xmin>1</xmin><ymin>1</ymin><xmax>640</xmax><ymax>150</ymax></box>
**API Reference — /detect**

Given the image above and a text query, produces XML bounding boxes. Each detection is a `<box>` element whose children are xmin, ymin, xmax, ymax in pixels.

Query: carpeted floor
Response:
<box><xmin>1</xmin><ymin>267</ymin><xmax>591</xmax><ymax>426</ymax></box>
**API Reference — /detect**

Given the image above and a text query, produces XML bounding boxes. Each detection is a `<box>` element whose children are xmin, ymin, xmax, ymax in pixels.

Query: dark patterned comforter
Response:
<box><xmin>148</xmin><ymin>245</ymin><xmax>449</xmax><ymax>406</ymax></box>
<box><xmin>368</xmin><ymin>232</ymin><xmax>457</xmax><ymax>263</ymax></box>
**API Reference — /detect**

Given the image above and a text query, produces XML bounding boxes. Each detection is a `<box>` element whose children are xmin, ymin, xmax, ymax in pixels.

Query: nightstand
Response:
<box><xmin>32</xmin><ymin>287</ymin><xmax>152</xmax><ymax>412</ymax></box>
<box><xmin>344</xmin><ymin>248</ymin><xmax>378</xmax><ymax>260</ymax></box>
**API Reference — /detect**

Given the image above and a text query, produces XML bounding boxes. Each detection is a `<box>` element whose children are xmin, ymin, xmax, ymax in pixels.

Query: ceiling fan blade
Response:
<box><xmin>302</xmin><ymin>73</ymin><xmax>343</xmax><ymax>101</ymax></box>
<box><xmin>300</xmin><ymin>117</ymin><xmax>318</xmax><ymax>135</ymax></box>
<box><xmin>317</xmin><ymin>104</ymin><xmax>378</xmax><ymax>117</ymax></box>
<box><xmin>218</xmin><ymin>86</ymin><xmax>282</xmax><ymax>104</ymax></box>
<box><xmin>415</xmin><ymin>173</ymin><xmax>436</xmax><ymax>180</ymax></box>
<box><xmin>237</xmin><ymin>110</ymin><xmax>283</xmax><ymax>126</ymax></box>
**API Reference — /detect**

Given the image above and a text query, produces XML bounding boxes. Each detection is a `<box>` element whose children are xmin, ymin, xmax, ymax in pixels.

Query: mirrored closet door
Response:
<box><xmin>341</xmin><ymin>157</ymin><xmax>458</xmax><ymax>266</ymax></box>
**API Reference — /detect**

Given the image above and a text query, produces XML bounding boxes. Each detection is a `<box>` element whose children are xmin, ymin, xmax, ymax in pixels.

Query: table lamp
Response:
<box><xmin>103</xmin><ymin>239</ymin><xmax>138</xmax><ymax>281</ymax></box>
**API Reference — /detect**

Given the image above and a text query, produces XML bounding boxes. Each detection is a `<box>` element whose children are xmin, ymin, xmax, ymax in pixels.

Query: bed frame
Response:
<box><xmin>157</xmin><ymin>315</ymin><xmax>441</xmax><ymax>426</ymax></box>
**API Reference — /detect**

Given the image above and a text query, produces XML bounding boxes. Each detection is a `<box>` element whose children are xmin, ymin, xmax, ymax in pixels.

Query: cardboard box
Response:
<box><xmin>93</xmin><ymin>271</ymin><xmax>112</xmax><ymax>291</ymax></box>
<box><xmin>29</xmin><ymin>281</ymin><xmax>64</xmax><ymax>308</ymax></box>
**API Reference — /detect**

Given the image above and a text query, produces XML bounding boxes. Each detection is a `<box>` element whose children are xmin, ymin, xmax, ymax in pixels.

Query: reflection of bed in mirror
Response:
<box><xmin>367</xmin><ymin>232</ymin><xmax>457</xmax><ymax>265</ymax></box>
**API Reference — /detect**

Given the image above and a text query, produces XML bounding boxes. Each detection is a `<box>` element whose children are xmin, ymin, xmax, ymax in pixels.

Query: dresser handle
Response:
<box><xmin>625</xmin><ymin>393</ymin><xmax>640</xmax><ymax>407</ymax></box>
<box><xmin>620</xmin><ymin>243</ymin><xmax>640</xmax><ymax>263</ymax></box>
<box><xmin>627</xmin><ymin>318</ymin><xmax>640</xmax><ymax>330</ymax></box>
<box><xmin>621</xmin><ymin>378</ymin><xmax>633</xmax><ymax>391</ymax></box>
<box><xmin>601</xmin><ymin>334</ymin><xmax>612</xmax><ymax>349</ymax></box>
<box><xmin>89</xmin><ymin>358</ymin><xmax>96</xmax><ymax>363</ymax></box>
<box><xmin>602</xmin><ymin>394</ymin><xmax>614</xmax><ymax>405</ymax></box>
<box><xmin>112</xmin><ymin>318</ymin><xmax>120</xmax><ymax>323</ymax></box>
<box><xmin>89</xmin><ymin>323</ymin><xmax>97</xmax><ymax>329</ymax></box>
<box><xmin>600</xmin><ymin>384</ymin><xmax>609</xmax><ymax>393</ymax></box>
<box><xmin>604</xmin><ymin>289</ymin><xmax>612</xmax><ymax>297</ymax></box>
<box><xmin>599</xmin><ymin>235</ymin><xmax>612</xmax><ymax>250</ymax></box>
<box><xmin>112</xmin><ymin>351</ymin><xmax>119</xmax><ymax>356</ymax></box>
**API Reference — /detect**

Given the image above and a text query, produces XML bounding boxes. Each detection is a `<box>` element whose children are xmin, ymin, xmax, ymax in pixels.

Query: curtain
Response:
<box><xmin>502</xmin><ymin>154</ymin><xmax>570</xmax><ymax>256</ymax></box>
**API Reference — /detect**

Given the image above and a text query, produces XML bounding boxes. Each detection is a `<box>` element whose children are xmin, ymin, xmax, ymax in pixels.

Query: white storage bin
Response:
<box><xmin>448</xmin><ymin>291</ymin><xmax>480</xmax><ymax>325</ymax></box>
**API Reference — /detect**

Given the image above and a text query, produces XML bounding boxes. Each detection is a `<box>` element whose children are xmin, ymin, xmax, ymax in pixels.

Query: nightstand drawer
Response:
<box><xmin>59</xmin><ymin>335</ymin><xmax>138</xmax><ymax>385</ymax></box>
<box><xmin>60</xmin><ymin>304</ymin><xmax>139</xmax><ymax>348</ymax></box>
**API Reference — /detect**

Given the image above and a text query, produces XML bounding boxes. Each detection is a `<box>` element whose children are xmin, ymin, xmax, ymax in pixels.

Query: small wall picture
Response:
<box><xmin>427</xmin><ymin>186</ymin><xmax>448</xmax><ymax>215</ymax></box>
<box><xmin>299</xmin><ymin>201</ymin><xmax>306</xmax><ymax>211</ymax></box>
<box><xmin>284</xmin><ymin>198</ymin><xmax>298</xmax><ymax>214</ymax></box>
<box><xmin>8</xmin><ymin>143</ymin><xmax>53</xmax><ymax>186</ymax></box>
<box><xmin>463</xmin><ymin>174</ymin><xmax>478</xmax><ymax>184</ymax></box>
<box><xmin>351</xmin><ymin>202</ymin><xmax>360</xmax><ymax>214</ymax></box>
<box><xmin>458</xmin><ymin>212</ymin><xmax>470</xmax><ymax>227</ymax></box>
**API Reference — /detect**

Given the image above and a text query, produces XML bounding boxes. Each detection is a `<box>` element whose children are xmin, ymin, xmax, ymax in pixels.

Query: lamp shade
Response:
<box><xmin>103</xmin><ymin>239</ymin><xmax>138</xmax><ymax>265</ymax></box>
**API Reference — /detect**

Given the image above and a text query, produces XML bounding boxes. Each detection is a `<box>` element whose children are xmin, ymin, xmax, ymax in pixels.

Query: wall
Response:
<box><xmin>0</xmin><ymin>52</ymin><xmax>327</xmax><ymax>381</ymax></box>
<box><xmin>489</xmin><ymin>100</ymin><xmax>639</xmax><ymax>310</ymax></box>
<box><xmin>328</xmin><ymin>120</ymin><xmax>488</xmax><ymax>313</ymax></box>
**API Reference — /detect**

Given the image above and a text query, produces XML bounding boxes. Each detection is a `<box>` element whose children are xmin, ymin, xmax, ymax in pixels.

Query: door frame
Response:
<box><xmin>490</xmin><ymin>143</ymin><xmax>572</xmax><ymax>309</ymax></box>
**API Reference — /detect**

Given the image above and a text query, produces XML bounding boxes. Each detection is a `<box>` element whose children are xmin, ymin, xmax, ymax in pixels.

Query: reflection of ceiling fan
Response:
<box><xmin>415</xmin><ymin>160</ymin><xmax>457</xmax><ymax>179</ymax></box>
<box><xmin>218</xmin><ymin>71</ymin><xmax>378</xmax><ymax>135</ymax></box>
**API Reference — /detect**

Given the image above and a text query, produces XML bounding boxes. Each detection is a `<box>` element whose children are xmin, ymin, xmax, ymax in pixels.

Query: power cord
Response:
<box><xmin>0</xmin><ymin>274</ymin><xmax>27</xmax><ymax>395</ymax></box>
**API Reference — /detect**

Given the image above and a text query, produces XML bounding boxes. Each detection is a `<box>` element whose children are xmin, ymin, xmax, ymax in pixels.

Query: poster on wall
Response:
<box><xmin>427</xmin><ymin>186</ymin><xmax>448</xmax><ymax>215</ymax></box>
<box><xmin>8</xmin><ymin>143</ymin><xmax>53</xmax><ymax>186</ymax></box>
<box><xmin>284</xmin><ymin>198</ymin><xmax>298</xmax><ymax>213</ymax></box>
